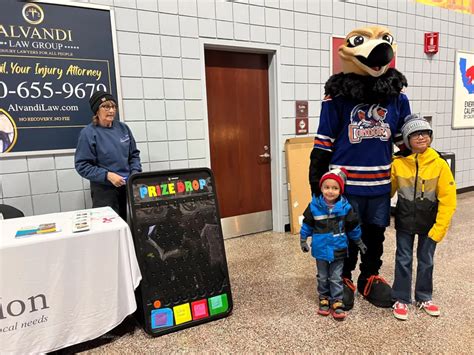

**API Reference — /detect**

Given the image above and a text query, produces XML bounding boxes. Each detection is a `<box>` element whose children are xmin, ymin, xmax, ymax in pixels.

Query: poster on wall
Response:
<box><xmin>414</xmin><ymin>0</ymin><xmax>474</xmax><ymax>14</ymax></box>
<box><xmin>0</xmin><ymin>0</ymin><xmax>119</xmax><ymax>156</ymax></box>
<box><xmin>452</xmin><ymin>50</ymin><xmax>474</xmax><ymax>129</ymax></box>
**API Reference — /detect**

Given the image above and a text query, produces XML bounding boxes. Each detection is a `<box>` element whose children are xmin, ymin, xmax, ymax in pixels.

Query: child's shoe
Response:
<box><xmin>393</xmin><ymin>301</ymin><xmax>409</xmax><ymax>320</ymax></box>
<box><xmin>317</xmin><ymin>298</ymin><xmax>331</xmax><ymax>316</ymax></box>
<box><xmin>331</xmin><ymin>300</ymin><xmax>347</xmax><ymax>321</ymax></box>
<box><xmin>417</xmin><ymin>300</ymin><xmax>440</xmax><ymax>317</ymax></box>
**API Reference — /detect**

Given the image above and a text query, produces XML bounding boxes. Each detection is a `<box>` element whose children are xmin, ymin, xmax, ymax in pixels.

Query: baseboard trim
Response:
<box><xmin>458</xmin><ymin>186</ymin><xmax>474</xmax><ymax>194</ymax></box>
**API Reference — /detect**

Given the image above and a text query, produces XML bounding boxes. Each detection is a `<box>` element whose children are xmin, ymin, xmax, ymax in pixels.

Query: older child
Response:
<box><xmin>391</xmin><ymin>115</ymin><xmax>456</xmax><ymax>320</ymax></box>
<box><xmin>300</xmin><ymin>168</ymin><xmax>366</xmax><ymax>320</ymax></box>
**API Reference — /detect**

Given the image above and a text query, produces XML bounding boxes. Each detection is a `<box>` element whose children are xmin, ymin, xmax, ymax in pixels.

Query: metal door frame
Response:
<box><xmin>199</xmin><ymin>39</ymin><xmax>284</xmax><ymax>234</ymax></box>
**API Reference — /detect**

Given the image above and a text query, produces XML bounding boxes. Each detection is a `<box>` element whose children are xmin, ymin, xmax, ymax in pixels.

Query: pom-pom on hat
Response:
<box><xmin>319</xmin><ymin>167</ymin><xmax>349</xmax><ymax>194</ymax></box>
<box><xmin>401</xmin><ymin>114</ymin><xmax>432</xmax><ymax>149</ymax></box>
<box><xmin>89</xmin><ymin>91</ymin><xmax>116</xmax><ymax>114</ymax></box>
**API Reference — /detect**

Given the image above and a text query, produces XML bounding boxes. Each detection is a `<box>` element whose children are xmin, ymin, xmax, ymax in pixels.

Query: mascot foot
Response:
<box><xmin>342</xmin><ymin>278</ymin><xmax>356</xmax><ymax>311</ymax></box>
<box><xmin>357</xmin><ymin>275</ymin><xmax>394</xmax><ymax>308</ymax></box>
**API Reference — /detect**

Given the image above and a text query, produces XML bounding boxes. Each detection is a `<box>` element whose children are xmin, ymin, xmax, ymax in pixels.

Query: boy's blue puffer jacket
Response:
<box><xmin>300</xmin><ymin>194</ymin><xmax>361</xmax><ymax>262</ymax></box>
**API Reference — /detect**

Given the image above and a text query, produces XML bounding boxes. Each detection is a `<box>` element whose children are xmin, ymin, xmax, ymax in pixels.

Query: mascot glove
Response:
<box><xmin>355</xmin><ymin>239</ymin><xmax>367</xmax><ymax>254</ymax></box>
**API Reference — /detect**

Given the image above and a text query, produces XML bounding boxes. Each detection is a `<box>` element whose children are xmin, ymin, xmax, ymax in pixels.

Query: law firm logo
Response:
<box><xmin>22</xmin><ymin>3</ymin><xmax>44</xmax><ymax>25</ymax></box>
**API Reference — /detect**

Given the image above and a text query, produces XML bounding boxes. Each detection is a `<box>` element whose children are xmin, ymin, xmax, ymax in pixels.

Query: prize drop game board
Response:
<box><xmin>127</xmin><ymin>168</ymin><xmax>233</xmax><ymax>336</ymax></box>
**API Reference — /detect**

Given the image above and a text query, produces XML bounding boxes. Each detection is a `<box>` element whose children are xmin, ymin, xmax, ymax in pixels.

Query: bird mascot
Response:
<box><xmin>309</xmin><ymin>26</ymin><xmax>411</xmax><ymax>309</ymax></box>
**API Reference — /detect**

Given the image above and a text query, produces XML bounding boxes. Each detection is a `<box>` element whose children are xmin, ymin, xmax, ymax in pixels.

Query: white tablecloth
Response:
<box><xmin>0</xmin><ymin>207</ymin><xmax>142</xmax><ymax>354</ymax></box>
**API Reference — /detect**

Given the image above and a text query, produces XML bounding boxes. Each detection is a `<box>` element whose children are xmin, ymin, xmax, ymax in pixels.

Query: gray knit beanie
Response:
<box><xmin>401</xmin><ymin>114</ymin><xmax>433</xmax><ymax>149</ymax></box>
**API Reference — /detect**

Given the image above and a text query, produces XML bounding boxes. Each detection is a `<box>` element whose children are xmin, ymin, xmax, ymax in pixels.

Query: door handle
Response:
<box><xmin>258</xmin><ymin>145</ymin><xmax>271</xmax><ymax>162</ymax></box>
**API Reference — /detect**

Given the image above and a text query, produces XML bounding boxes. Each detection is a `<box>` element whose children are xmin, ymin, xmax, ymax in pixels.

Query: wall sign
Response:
<box><xmin>295</xmin><ymin>100</ymin><xmax>308</xmax><ymax>135</ymax></box>
<box><xmin>424</xmin><ymin>32</ymin><xmax>439</xmax><ymax>54</ymax></box>
<box><xmin>295</xmin><ymin>118</ymin><xmax>308</xmax><ymax>135</ymax></box>
<box><xmin>452</xmin><ymin>50</ymin><xmax>474</xmax><ymax>129</ymax></box>
<box><xmin>414</xmin><ymin>0</ymin><xmax>474</xmax><ymax>14</ymax></box>
<box><xmin>0</xmin><ymin>0</ymin><xmax>119</xmax><ymax>156</ymax></box>
<box><xmin>295</xmin><ymin>100</ymin><xmax>308</xmax><ymax>117</ymax></box>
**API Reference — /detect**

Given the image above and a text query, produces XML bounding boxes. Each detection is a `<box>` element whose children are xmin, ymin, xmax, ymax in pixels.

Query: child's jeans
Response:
<box><xmin>392</xmin><ymin>230</ymin><xmax>437</xmax><ymax>304</ymax></box>
<box><xmin>316</xmin><ymin>258</ymin><xmax>344</xmax><ymax>302</ymax></box>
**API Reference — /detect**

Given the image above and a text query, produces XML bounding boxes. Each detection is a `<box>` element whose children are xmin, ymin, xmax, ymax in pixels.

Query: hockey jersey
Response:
<box><xmin>313</xmin><ymin>93</ymin><xmax>411</xmax><ymax>196</ymax></box>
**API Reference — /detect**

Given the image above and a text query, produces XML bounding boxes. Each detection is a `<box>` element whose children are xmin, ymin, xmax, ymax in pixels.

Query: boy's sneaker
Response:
<box><xmin>417</xmin><ymin>300</ymin><xmax>440</xmax><ymax>317</ymax></box>
<box><xmin>393</xmin><ymin>301</ymin><xmax>409</xmax><ymax>320</ymax></box>
<box><xmin>331</xmin><ymin>300</ymin><xmax>347</xmax><ymax>321</ymax></box>
<box><xmin>317</xmin><ymin>298</ymin><xmax>331</xmax><ymax>316</ymax></box>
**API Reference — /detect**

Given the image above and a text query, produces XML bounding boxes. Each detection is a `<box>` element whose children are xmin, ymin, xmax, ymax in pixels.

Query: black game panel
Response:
<box><xmin>127</xmin><ymin>168</ymin><xmax>233</xmax><ymax>336</ymax></box>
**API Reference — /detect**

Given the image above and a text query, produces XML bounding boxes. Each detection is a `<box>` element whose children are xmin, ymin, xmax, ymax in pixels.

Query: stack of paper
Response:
<box><xmin>16</xmin><ymin>223</ymin><xmax>58</xmax><ymax>238</ymax></box>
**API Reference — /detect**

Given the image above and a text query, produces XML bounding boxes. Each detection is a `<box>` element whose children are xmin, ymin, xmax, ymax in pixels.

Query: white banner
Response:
<box><xmin>452</xmin><ymin>50</ymin><xmax>474</xmax><ymax>129</ymax></box>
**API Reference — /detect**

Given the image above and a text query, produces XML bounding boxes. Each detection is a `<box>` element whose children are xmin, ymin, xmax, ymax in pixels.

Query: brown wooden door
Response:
<box><xmin>205</xmin><ymin>50</ymin><xmax>271</xmax><ymax>219</ymax></box>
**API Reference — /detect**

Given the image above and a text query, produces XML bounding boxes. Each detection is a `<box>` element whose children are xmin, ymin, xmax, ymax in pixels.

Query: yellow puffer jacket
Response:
<box><xmin>391</xmin><ymin>147</ymin><xmax>456</xmax><ymax>242</ymax></box>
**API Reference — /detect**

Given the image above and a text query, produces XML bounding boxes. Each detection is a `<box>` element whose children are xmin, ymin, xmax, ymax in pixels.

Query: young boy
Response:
<box><xmin>391</xmin><ymin>115</ymin><xmax>456</xmax><ymax>320</ymax></box>
<box><xmin>300</xmin><ymin>168</ymin><xmax>367</xmax><ymax>320</ymax></box>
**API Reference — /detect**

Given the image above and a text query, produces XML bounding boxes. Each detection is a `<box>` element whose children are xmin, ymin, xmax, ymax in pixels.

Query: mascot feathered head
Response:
<box><xmin>339</xmin><ymin>26</ymin><xmax>396</xmax><ymax>77</ymax></box>
<box><xmin>325</xmin><ymin>25</ymin><xmax>406</xmax><ymax>104</ymax></box>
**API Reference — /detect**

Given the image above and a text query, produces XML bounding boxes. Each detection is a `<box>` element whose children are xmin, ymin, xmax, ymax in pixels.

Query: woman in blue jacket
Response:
<box><xmin>75</xmin><ymin>91</ymin><xmax>141</xmax><ymax>220</ymax></box>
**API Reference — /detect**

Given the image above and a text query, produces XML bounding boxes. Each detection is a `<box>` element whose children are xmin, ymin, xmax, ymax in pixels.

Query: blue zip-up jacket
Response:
<box><xmin>300</xmin><ymin>195</ymin><xmax>362</xmax><ymax>262</ymax></box>
<box><xmin>75</xmin><ymin>121</ymin><xmax>141</xmax><ymax>186</ymax></box>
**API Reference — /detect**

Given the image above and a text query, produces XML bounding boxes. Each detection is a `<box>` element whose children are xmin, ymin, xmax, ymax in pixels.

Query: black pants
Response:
<box><xmin>90</xmin><ymin>182</ymin><xmax>127</xmax><ymax>221</ymax></box>
<box><xmin>342</xmin><ymin>224</ymin><xmax>386</xmax><ymax>280</ymax></box>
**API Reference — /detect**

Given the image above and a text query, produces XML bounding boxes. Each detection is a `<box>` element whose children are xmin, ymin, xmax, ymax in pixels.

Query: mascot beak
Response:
<box><xmin>338</xmin><ymin>26</ymin><xmax>397</xmax><ymax>77</ymax></box>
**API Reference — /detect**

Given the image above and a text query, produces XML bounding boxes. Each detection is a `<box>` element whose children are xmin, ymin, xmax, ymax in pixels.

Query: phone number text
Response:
<box><xmin>0</xmin><ymin>81</ymin><xmax>108</xmax><ymax>99</ymax></box>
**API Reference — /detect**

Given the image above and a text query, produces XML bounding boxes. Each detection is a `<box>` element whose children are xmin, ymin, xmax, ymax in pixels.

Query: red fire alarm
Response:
<box><xmin>424</xmin><ymin>32</ymin><xmax>439</xmax><ymax>54</ymax></box>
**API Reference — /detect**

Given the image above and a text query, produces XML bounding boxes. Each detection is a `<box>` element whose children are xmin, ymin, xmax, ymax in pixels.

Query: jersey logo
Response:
<box><xmin>120</xmin><ymin>134</ymin><xmax>130</xmax><ymax>143</ymax></box>
<box><xmin>348</xmin><ymin>103</ymin><xmax>391</xmax><ymax>143</ymax></box>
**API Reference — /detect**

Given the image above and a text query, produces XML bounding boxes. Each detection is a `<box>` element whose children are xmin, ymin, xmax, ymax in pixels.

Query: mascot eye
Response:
<box><xmin>382</xmin><ymin>34</ymin><xmax>393</xmax><ymax>44</ymax></box>
<box><xmin>347</xmin><ymin>35</ymin><xmax>365</xmax><ymax>47</ymax></box>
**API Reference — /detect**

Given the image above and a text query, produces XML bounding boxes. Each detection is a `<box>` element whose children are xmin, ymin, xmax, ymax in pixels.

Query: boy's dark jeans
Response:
<box><xmin>392</xmin><ymin>230</ymin><xmax>437</xmax><ymax>304</ymax></box>
<box><xmin>316</xmin><ymin>258</ymin><xmax>344</xmax><ymax>302</ymax></box>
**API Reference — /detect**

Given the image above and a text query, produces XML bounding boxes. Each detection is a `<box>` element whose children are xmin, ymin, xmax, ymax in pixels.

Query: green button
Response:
<box><xmin>208</xmin><ymin>294</ymin><xmax>228</xmax><ymax>316</ymax></box>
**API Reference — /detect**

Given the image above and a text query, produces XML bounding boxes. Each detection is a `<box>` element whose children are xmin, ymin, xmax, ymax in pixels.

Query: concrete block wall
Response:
<box><xmin>1</xmin><ymin>0</ymin><xmax>473</xmax><ymax>230</ymax></box>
